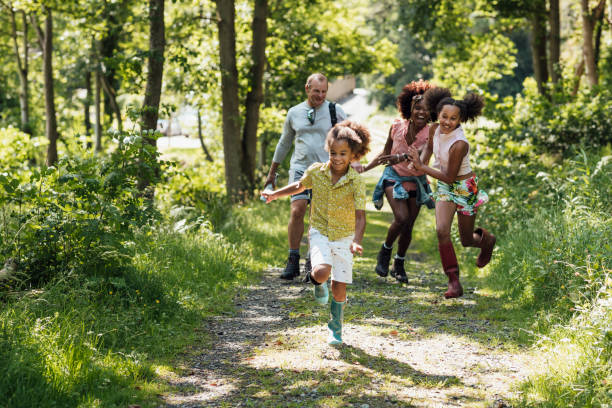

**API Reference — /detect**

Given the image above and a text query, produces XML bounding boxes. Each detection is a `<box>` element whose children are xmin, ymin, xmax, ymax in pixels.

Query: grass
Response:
<box><xmin>0</xmin><ymin>224</ymin><xmax>266</xmax><ymax>407</ymax></box>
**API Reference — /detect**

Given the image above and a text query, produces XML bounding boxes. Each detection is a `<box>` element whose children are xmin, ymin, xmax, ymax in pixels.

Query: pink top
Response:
<box><xmin>432</xmin><ymin>125</ymin><xmax>472</xmax><ymax>177</ymax></box>
<box><xmin>388</xmin><ymin>119</ymin><xmax>429</xmax><ymax>191</ymax></box>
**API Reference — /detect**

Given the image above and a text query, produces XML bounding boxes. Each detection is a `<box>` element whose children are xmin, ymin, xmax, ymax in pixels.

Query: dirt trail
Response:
<box><xmin>163</xmin><ymin>266</ymin><xmax>533</xmax><ymax>408</ymax></box>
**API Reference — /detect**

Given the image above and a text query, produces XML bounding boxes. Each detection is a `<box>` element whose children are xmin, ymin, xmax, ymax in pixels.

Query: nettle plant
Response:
<box><xmin>0</xmin><ymin>127</ymin><xmax>172</xmax><ymax>286</ymax></box>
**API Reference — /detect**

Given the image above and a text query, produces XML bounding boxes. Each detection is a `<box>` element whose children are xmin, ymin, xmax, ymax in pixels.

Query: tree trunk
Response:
<box><xmin>100</xmin><ymin>72</ymin><xmax>123</xmax><ymax>132</ymax></box>
<box><xmin>215</xmin><ymin>0</ymin><xmax>244</xmax><ymax>198</ymax></box>
<box><xmin>84</xmin><ymin>70</ymin><xmax>92</xmax><ymax>138</ymax></box>
<box><xmin>94</xmin><ymin>71</ymin><xmax>102</xmax><ymax>152</ymax></box>
<box><xmin>10</xmin><ymin>9</ymin><xmax>30</xmax><ymax>134</ymax></box>
<box><xmin>33</xmin><ymin>9</ymin><xmax>59</xmax><ymax>166</ymax></box>
<box><xmin>197</xmin><ymin>110</ymin><xmax>214</xmax><ymax>162</ymax></box>
<box><xmin>100</xmin><ymin>4</ymin><xmax>122</xmax><ymax>130</ymax></box>
<box><xmin>548</xmin><ymin>0</ymin><xmax>560</xmax><ymax>84</ymax></box>
<box><xmin>530</xmin><ymin>4</ymin><xmax>549</xmax><ymax>96</ymax></box>
<box><xmin>141</xmin><ymin>0</ymin><xmax>165</xmax><ymax>134</ymax></box>
<box><xmin>138</xmin><ymin>0</ymin><xmax>165</xmax><ymax>193</ymax></box>
<box><xmin>581</xmin><ymin>0</ymin><xmax>605</xmax><ymax>87</ymax></box>
<box><xmin>571</xmin><ymin>59</ymin><xmax>585</xmax><ymax>96</ymax></box>
<box><xmin>241</xmin><ymin>0</ymin><xmax>268</xmax><ymax>188</ymax></box>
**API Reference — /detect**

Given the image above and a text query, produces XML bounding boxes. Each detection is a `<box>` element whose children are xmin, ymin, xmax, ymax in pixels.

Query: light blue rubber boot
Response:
<box><xmin>313</xmin><ymin>280</ymin><xmax>329</xmax><ymax>305</ymax></box>
<box><xmin>327</xmin><ymin>298</ymin><xmax>346</xmax><ymax>345</ymax></box>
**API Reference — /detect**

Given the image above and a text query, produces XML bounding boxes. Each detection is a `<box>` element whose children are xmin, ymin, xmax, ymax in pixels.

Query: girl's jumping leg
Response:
<box><xmin>436</xmin><ymin>201</ymin><xmax>463</xmax><ymax>298</ymax></box>
<box><xmin>457</xmin><ymin>213</ymin><xmax>496</xmax><ymax>268</ymax></box>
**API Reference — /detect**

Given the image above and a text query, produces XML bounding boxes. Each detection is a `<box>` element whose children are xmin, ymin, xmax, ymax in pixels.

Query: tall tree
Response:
<box><xmin>548</xmin><ymin>0</ymin><xmax>560</xmax><ymax>84</ymax></box>
<box><xmin>241</xmin><ymin>0</ymin><xmax>268</xmax><ymax>187</ymax></box>
<box><xmin>530</xmin><ymin>1</ymin><xmax>549</xmax><ymax>96</ymax></box>
<box><xmin>581</xmin><ymin>0</ymin><xmax>606</xmax><ymax>87</ymax></box>
<box><xmin>7</xmin><ymin>6</ymin><xmax>31</xmax><ymax>134</ymax></box>
<box><xmin>141</xmin><ymin>0</ymin><xmax>165</xmax><ymax>133</ymax></box>
<box><xmin>215</xmin><ymin>0</ymin><xmax>243</xmax><ymax>198</ymax></box>
<box><xmin>32</xmin><ymin>7</ymin><xmax>59</xmax><ymax>166</ymax></box>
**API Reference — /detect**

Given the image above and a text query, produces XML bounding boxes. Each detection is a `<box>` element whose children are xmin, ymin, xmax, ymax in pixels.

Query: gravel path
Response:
<box><xmin>162</xmin><ymin>266</ymin><xmax>534</xmax><ymax>408</ymax></box>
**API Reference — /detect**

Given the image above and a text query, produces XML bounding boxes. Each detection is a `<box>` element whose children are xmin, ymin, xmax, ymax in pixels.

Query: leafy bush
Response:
<box><xmin>489</xmin><ymin>79</ymin><xmax>612</xmax><ymax>155</ymax></box>
<box><xmin>0</xmin><ymin>130</ymin><xmax>169</xmax><ymax>285</ymax></box>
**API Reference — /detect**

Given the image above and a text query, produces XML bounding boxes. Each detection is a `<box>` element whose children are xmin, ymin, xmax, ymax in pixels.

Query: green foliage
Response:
<box><xmin>0</xmin><ymin>129</ymin><xmax>167</xmax><ymax>285</ymax></box>
<box><xmin>488</xmin><ymin>79</ymin><xmax>612</xmax><ymax>154</ymax></box>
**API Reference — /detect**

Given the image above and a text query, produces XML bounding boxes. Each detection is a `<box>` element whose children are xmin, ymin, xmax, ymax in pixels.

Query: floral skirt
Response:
<box><xmin>433</xmin><ymin>175</ymin><xmax>488</xmax><ymax>216</ymax></box>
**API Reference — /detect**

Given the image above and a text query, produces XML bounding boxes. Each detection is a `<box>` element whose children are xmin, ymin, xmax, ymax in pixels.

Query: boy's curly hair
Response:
<box><xmin>397</xmin><ymin>79</ymin><xmax>434</xmax><ymax>120</ymax></box>
<box><xmin>325</xmin><ymin>120</ymin><xmax>371</xmax><ymax>161</ymax></box>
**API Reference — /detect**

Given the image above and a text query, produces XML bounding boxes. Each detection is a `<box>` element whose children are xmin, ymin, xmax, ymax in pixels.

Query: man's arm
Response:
<box><xmin>266</xmin><ymin>111</ymin><xmax>295</xmax><ymax>187</ymax></box>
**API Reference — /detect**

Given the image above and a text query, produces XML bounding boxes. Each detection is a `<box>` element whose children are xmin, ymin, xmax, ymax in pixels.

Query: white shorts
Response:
<box><xmin>309</xmin><ymin>227</ymin><xmax>354</xmax><ymax>284</ymax></box>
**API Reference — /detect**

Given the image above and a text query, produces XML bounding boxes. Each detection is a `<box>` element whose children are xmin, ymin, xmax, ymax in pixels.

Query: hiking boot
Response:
<box><xmin>390</xmin><ymin>257</ymin><xmax>408</xmax><ymax>283</ymax></box>
<box><xmin>375</xmin><ymin>244</ymin><xmax>392</xmax><ymax>277</ymax></box>
<box><xmin>302</xmin><ymin>255</ymin><xmax>312</xmax><ymax>283</ymax></box>
<box><xmin>280</xmin><ymin>253</ymin><xmax>300</xmax><ymax>280</ymax></box>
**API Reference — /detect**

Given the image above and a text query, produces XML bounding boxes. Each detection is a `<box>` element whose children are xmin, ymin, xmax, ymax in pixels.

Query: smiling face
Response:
<box><xmin>438</xmin><ymin>104</ymin><xmax>461</xmax><ymax>134</ymax></box>
<box><xmin>305</xmin><ymin>79</ymin><xmax>328</xmax><ymax>108</ymax></box>
<box><xmin>410</xmin><ymin>100</ymin><xmax>430</xmax><ymax>129</ymax></box>
<box><xmin>329</xmin><ymin>139</ymin><xmax>355</xmax><ymax>175</ymax></box>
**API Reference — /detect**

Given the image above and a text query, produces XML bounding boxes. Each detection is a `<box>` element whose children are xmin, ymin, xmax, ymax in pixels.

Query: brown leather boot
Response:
<box><xmin>474</xmin><ymin>227</ymin><xmax>496</xmax><ymax>268</ymax></box>
<box><xmin>438</xmin><ymin>241</ymin><xmax>463</xmax><ymax>299</ymax></box>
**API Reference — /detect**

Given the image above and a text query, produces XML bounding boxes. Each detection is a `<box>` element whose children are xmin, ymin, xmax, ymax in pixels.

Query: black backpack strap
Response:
<box><xmin>329</xmin><ymin>102</ymin><xmax>337</xmax><ymax>127</ymax></box>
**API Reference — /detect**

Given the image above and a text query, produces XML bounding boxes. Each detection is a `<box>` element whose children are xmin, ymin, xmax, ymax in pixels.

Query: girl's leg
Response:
<box><xmin>328</xmin><ymin>280</ymin><xmax>347</xmax><ymax>345</ymax></box>
<box><xmin>436</xmin><ymin>201</ymin><xmax>463</xmax><ymax>298</ymax></box>
<box><xmin>391</xmin><ymin>197</ymin><xmax>421</xmax><ymax>283</ymax></box>
<box><xmin>396</xmin><ymin>197</ymin><xmax>421</xmax><ymax>255</ymax></box>
<box><xmin>311</xmin><ymin>263</ymin><xmax>331</xmax><ymax>305</ymax></box>
<box><xmin>457</xmin><ymin>213</ymin><xmax>496</xmax><ymax>267</ymax></box>
<box><xmin>375</xmin><ymin>187</ymin><xmax>408</xmax><ymax>277</ymax></box>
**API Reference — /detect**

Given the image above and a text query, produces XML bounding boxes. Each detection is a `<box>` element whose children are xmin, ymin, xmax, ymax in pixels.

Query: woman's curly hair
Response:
<box><xmin>325</xmin><ymin>120</ymin><xmax>371</xmax><ymax>161</ymax></box>
<box><xmin>396</xmin><ymin>79</ymin><xmax>434</xmax><ymax>120</ymax></box>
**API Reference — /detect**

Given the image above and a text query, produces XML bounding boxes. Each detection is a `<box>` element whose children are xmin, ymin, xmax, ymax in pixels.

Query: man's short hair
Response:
<box><xmin>306</xmin><ymin>73</ymin><xmax>328</xmax><ymax>89</ymax></box>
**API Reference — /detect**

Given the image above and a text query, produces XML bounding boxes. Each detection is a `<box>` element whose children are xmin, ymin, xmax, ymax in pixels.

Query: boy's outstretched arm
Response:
<box><xmin>351</xmin><ymin>210</ymin><xmax>366</xmax><ymax>255</ymax></box>
<box><xmin>261</xmin><ymin>181</ymin><xmax>305</xmax><ymax>203</ymax></box>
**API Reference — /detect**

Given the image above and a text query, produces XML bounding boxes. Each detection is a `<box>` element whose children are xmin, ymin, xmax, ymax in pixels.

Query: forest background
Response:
<box><xmin>0</xmin><ymin>0</ymin><xmax>610</xmax><ymax>407</ymax></box>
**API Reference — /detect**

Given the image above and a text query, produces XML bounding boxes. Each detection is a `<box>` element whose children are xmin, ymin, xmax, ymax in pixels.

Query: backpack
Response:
<box><xmin>329</xmin><ymin>102</ymin><xmax>337</xmax><ymax>127</ymax></box>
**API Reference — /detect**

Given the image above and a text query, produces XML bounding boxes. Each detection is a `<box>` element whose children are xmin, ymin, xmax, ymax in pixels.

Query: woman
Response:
<box><xmin>362</xmin><ymin>80</ymin><xmax>436</xmax><ymax>283</ymax></box>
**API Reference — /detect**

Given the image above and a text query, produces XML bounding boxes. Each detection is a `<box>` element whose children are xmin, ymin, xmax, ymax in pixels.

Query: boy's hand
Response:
<box><xmin>261</xmin><ymin>191</ymin><xmax>275</xmax><ymax>204</ymax></box>
<box><xmin>350</xmin><ymin>242</ymin><xmax>363</xmax><ymax>255</ymax></box>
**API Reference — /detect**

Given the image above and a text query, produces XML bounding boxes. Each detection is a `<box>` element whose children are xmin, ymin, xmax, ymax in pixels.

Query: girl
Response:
<box><xmin>263</xmin><ymin>120</ymin><xmax>370</xmax><ymax>345</ymax></box>
<box><xmin>362</xmin><ymin>80</ymin><xmax>436</xmax><ymax>284</ymax></box>
<box><xmin>406</xmin><ymin>88</ymin><xmax>496</xmax><ymax>299</ymax></box>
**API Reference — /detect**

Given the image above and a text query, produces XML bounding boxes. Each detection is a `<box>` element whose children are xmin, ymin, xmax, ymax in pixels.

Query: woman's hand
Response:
<box><xmin>350</xmin><ymin>241</ymin><xmax>363</xmax><ymax>255</ymax></box>
<box><xmin>407</xmin><ymin>147</ymin><xmax>423</xmax><ymax>170</ymax></box>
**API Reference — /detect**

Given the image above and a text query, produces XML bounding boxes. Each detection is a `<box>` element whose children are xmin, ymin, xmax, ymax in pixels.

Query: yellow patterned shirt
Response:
<box><xmin>300</xmin><ymin>162</ymin><xmax>366</xmax><ymax>241</ymax></box>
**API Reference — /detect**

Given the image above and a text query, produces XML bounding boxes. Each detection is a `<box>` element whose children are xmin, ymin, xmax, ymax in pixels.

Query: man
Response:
<box><xmin>265</xmin><ymin>73</ymin><xmax>347</xmax><ymax>280</ymax></box>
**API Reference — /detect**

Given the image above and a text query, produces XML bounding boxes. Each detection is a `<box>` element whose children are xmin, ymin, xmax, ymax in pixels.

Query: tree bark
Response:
<box><xmin>548</xmin><ymin>0</ymin><xmax>560</xmax><ymax>84</ymax></box>
<box><xmin>100</xmin><ymin>72</ymin><xmax>123</xmax><ymax>132</ymax></box>
<box><xmin>10</xmin><ymin>8</ymin><xmax>30</xmax><ymax>134</ymax></box>
<box><xmin>241</xmin><ymin>0</ymin><xmax>268</xmax><ymax>188</ymax></box>
<box><xmin>215</xmin><ymin>0</ymin><xmax>244</xmax><ymax>198</ymax></box>
<box><xmin>94</xmin><ymin>71</ymin><xmax>102</xmax><ymax>152</ymax></box>
<box><xmin>197</xmin><ymin>110</ymin><xmax>214</xmax><ymax>162</ymax></box>
<box><xmin>141</xmin><ymin>0</ymin><xmax>165</xmax><ymax>134</ymax></box>
<box><xmin>581</xmin><ymin>0</ymin><xmax>606</xmax><ymax>87</ymax></box>
<box><xmin>33</xmin><ymin>8</ymin><xmax>59</xmax><ymax>166</ymax></box>
<box><xmin>530</xmin><ymin>3</ymin><xmax>549</xmax><ymax>96</ymax></box>
<box><xmin>84</xmin><ymin>70</ymin><xmax>92</xmax><ymax>137</ymax></box>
